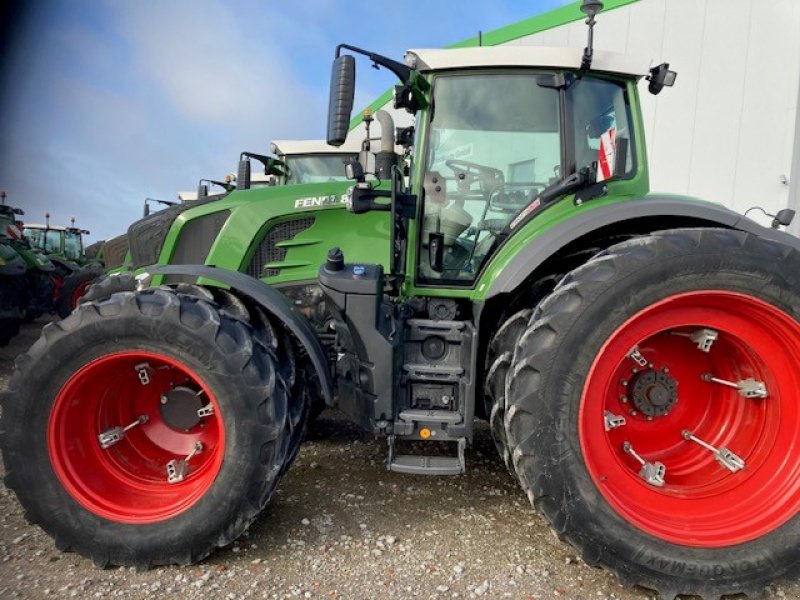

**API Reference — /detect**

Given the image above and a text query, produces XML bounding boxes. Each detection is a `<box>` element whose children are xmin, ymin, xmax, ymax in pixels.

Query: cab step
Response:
<box><xmin>387</xmin><ymin>436</ymin><xmax>466</xmax><ymax>475</ymax></box>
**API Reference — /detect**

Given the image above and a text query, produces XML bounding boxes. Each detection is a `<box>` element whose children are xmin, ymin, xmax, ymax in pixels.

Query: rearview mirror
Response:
<box><xmin>648</xmin><ymin>63</ymin><xmax>677</xmax><ymax>95</ymax></box>
<box><xmin>237</xmin><ymin>158</ymin><xmax>251</xmax><ymax>191</ymax></box>
<box><xmin>772</xmin><ymin>208</ymin><xmax>796</xmax><ymax>229</ymax></box>
<box><xmin>327</xmin><ymin>55</ymin><xmax>356</xmax><ymax>147</ymax></box>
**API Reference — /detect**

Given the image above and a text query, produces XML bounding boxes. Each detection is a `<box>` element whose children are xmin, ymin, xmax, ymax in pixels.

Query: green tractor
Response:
<box><xmin>4</xmin><ymin>3</ymin><xmax>800</xmax><ymax>598</ymax></box>
<box><xmin>22</xmin><ymin>215</ymin><xmax>105</xmax><ymax>317</ymax></box>
<box><xmin>0</xmin><ymin>199</ymin><xmax>27</xmax><ymax>345</ymax></box>
<box><xmin>0</xmin><ymin>193</ymin><xmax>58</xmax><ymax>328</ymax></box>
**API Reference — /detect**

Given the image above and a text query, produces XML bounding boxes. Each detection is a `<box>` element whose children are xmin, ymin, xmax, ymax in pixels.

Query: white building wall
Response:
<box><xmin>361</xmin><ymin>0</ymin><xmax>800</xmax><ymax>230</ymax></box>
<box><xmin>509</xmin><ymin>0</ymin><xmax>800</xmax><ymax>229</ymax></box>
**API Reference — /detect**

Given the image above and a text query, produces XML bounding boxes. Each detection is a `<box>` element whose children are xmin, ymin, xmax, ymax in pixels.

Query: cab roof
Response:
<box><xmin>24</xmin><ymin>223</ymin><xmax>66</xmax><ymax>231</ymax></box>
<box><xmin>405</xmin><ymin>46</ymin><xmax>651</xmax><ymax>78</ymax></box>
<box><xmin>271</xmin><ymin>137</ymin><xmax>362</xmax><ymax>157</ymax></box>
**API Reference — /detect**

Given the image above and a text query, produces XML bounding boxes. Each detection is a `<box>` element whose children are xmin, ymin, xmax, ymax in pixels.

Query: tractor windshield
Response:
<box><xmin>64</xmin><ymin>231</ymin><xmax>83</xmax><ymax>260</ymax></box>
<box><xmin>419</xmin><ymin>72</ymin><xmax>633</xmax><ymax>284</ymax></box>
<box><xmin>25</xmin><ymin>228</ymin><xmax>63</xmax><ymax>255</ymax></box>
<box><xmin>284</xmin><ymin>154</ymin><xmax>356</xmax><ymax>184</ymax></box>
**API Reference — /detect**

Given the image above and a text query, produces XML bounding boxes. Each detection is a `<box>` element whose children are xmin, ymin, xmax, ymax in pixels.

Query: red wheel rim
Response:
<box><xmin>52</xmin><ymin>275</ymin><xmax>64</xmax><ymax>303</ymax></box>
<box><xmin>71</xmin><ymin>279</ymin><xmax>92</xmax><ymax>309</ymax></box>
<box><xmin>579</xmin><ymin>291</ymin><xmax>800</xmax><ymax>547</ymax></box>
<box><xmin>48</xmin><ymin>351</ymin><xmax>225</xmax><ymax>524</ymax></box>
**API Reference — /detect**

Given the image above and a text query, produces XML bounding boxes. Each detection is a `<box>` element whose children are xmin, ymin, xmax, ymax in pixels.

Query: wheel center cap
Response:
<box><xmin>159</xmin><ymin>386</ymin><xmax>203</xmax><ymax>431</ymax></box>
<box><xmin>629</xmin><ymin>370</ymin><xmax>678</xmax><ymax>417</ymax></box>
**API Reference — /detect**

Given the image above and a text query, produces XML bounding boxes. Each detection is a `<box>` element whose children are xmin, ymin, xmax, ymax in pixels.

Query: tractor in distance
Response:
<box><xmin>3</xmin><ymin>2</ymin><xmax>800</xmax><ymax>598</ymax></box>
<box><xmin>0</xmin><ymin>192</ymin><xmax>29</xmax><ymax>345</ymax></box>
<box><xmin>22</xmin><ymin>214</ymin><xmax>104</xmax><ymax>317</ymax></box>
<box><xmin>0</xmin><ymin>192</ymin><xmax>59</xmax><ymax>330</ymax></box>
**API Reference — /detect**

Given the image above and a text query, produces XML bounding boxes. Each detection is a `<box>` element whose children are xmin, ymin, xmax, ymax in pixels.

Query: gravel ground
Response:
<box><xmin>0</xmin><ymin>319</ymin><xmax>798</xmax><ymax>600</ymax></box>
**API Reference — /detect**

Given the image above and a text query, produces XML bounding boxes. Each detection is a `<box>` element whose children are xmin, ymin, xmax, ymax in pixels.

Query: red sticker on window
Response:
<box><xmin>597</xmin><ymin>127</ymin><xmax>616</xmax><ymax>182</ymax></box>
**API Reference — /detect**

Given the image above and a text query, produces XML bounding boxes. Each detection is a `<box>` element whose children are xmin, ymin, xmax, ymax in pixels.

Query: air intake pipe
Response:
<box><xmin>373</xmin><ymin>110</ymin><xmax>399</xmax><ymax>180</ymax></box>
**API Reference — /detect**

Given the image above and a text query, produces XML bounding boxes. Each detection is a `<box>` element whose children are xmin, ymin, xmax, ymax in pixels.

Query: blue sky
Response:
<box><xmin>0</xmin><ymin>0</ymin><xmax>568</xmax><ymax>242</ymax></box>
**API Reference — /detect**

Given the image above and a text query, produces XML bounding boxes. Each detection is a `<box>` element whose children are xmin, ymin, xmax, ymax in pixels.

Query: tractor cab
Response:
<box><xmin>253</xmin><ymin>138</ymin><xmax>361</xmax><ymax>188</ymax></box>
<box><xmin>328</xmin><ymin>45</ymin><xmax>673</xmax><ymax>290</ymax></box>
<box><xmin>23</xmin><ymin>221</ymin><xmax>66</xmax><ymax>257</ymax></box>
<box><xmin>65</xmin><ymin>218</ymin><xmax>90</xmax><ymax>263</ymax></box>
<box><xmin>0</xmin><ymin>201</ymin><xmax>24</xmax><ymax>239</ymax></box>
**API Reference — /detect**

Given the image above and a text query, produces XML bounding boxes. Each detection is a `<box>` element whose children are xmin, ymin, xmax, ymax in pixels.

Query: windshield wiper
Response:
<box><xmin>502</xmin><ymin>165</ymin><xmax>595</xmax><ymax>235</ymax></box>
<box><xmin>539</xmin><ymin>165</ymin><xmax>594</xmax><ymax>205</ymax></box>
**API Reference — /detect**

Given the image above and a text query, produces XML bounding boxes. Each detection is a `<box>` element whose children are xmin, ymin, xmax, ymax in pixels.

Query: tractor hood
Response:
<box><xmin>147</xmin><ymin>180</ymin><xmax>391</xmax><ymax>288</ymax></box>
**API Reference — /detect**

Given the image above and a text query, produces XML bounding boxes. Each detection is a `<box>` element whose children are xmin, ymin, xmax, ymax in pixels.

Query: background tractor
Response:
<box><xmin>21</xmin><ymin>215</ymin><xmax>104</xmax><ymax>317</ymax></box>
<box><xmin>3</xmin><ymin>3</ymin><xmax>800</xmax><ymax>599</ymax></box>
<box><xmin>99</xmin><ymin>137</ymin><xmax>361</xmax><ymax>276</ymax></box>
<box><xmin>0</xmin><ymin>193</ymin><xmax>57</xmax><ymax>330</ymax></box>
<box><xmin>0</xmin><ymin>197</ymin><xmax>27</xmax><ymax>345</ymax></box>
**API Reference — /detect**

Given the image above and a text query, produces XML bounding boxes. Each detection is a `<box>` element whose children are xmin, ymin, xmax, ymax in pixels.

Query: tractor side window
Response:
<box><xmin>420</xmin><ymin>73</ymin><xmax>561</xmax><ymax>284</ymax></box>
<box><xmin>45</xmin><ymin>230</ymin><xmax>62</xmax><ymax>254</ymax></box>
<box><xmin>64</xmin><ymin>232</ymin><xmax>82</xmax><ymax>260</ymax></box>
<box><xmin>24</xmin><ymin>228</ymin><xmax>45</xmax><ymax>250</ymax></box>
<box><xmin>567</xmin><ymin>78</ymin><xmax>634</xmax><ymax>179</ymax></box>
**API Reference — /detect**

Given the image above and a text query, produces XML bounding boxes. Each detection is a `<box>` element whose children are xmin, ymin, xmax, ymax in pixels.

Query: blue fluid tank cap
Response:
<box><xmin>353</xmin><ymin>265</ymin><xmax>366</xmax><ymax>276</ymax></box>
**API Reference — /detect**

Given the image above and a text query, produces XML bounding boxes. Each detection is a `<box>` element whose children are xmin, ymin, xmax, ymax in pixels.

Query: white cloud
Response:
<box><xmin>114</xmin><ymin>0</ymin><xmax>320</xmax><ymax>141</ymax></box>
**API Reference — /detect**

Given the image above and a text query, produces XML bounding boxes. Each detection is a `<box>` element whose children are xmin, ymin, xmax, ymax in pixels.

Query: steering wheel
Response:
<box><xmin>445</xmin><ymin>160</ymin><xmax>504</xmax><ymax>191</ymax></box>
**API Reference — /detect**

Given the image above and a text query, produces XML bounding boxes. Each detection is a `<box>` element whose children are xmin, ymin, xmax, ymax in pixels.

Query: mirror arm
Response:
<box><xmin>335</xmin><ymin>44</ymin><xmax>411</xmax><ymax>84</ymax></box>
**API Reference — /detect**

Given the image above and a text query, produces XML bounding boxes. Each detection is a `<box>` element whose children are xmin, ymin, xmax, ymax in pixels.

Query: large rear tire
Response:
<box><xmin>505</xmin><ymin>228</ymin><xmax>800</xmax><ymax>599</ymax></box>
<box><xmin>0</xmin><ymin>288</ymin><xmax>291</xmax><ymax>568</ymax></box>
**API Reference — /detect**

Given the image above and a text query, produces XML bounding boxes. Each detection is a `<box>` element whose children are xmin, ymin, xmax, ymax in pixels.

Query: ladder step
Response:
<box><xmin>387</xmin><ymin>437</ymin><xmax>466</xmax><ymax>475</ymax></box>
<box><xmin>389</xmin><ymin>454</ymin><xmax>464</xmax><ymax>475</ymax></box>
<box><xmin>398</xmin><ymin>409</ymin><xmax>463</xmax><ymax>425</ymax></box>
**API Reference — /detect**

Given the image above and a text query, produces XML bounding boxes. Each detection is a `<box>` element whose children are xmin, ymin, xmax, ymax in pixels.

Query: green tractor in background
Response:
<box><xmin>0</xmin><ymin>196</ymin><xmax>28</xmax><ymax>345</ymax></box>
<box><xmin>22</xmin><ymin>215</ymin><xmax>105</xmax><ymax>317</ymax></box>
<box><xmin>5</xmin><ymin>3</ymin><xmax>800</xmax><ymax>598</ymax></box>
<box><xmin>0</xmin><ymin>192</ymin><xmax>59</xmax><ymax>336</ymax></box>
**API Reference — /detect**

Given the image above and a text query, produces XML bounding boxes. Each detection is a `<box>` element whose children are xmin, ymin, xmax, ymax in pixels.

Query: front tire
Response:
<box><xmin>505</xmin><ymin>229</ymin><xmax>800</xmax><ymax>599</ymax></box>
<box><xmin>1</xmin><ymin>288</ymin><xmax>291</xmax><ymax>568</ymax></box>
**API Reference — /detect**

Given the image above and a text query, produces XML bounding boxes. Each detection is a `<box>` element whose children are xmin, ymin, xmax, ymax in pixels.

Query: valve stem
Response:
<box><xmin>701</xmin><ymin>373</ymin><xmax>768</xmax><ymax>398</ymax></box>
<box><xmin>682</xmin><ymin>430</ymin><xmax>745</xmax><ymax>472</ymax></box>
<box><xmin>166</xmin><ymin>442</ymin><xmax>203</xmax><ymax>484</ymax></box>
<box><xmin>97</xmin><ymin>415</ymin><xmax>149</xmax><ymax>449</ymax></box>
<box><xmin>623</xmin><ymin>441</ymin><xmax>666</xmax><ymax>487</ymax></box>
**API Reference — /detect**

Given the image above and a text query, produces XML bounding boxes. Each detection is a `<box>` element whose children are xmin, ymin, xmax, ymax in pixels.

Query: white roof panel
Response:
<box><xmin>271</xmin><ymin>137</ymin><xmax>362</xmax><ymax>157</ymax></box>
<box><xmin>24</xmin><ymin>223</ymin><xmax>66</xmax><ymax>231</ymax></box>
<box><xmin>405</xmin><ymin>46</ymin><xmax>651</xmax><ymax>78</ymax></box>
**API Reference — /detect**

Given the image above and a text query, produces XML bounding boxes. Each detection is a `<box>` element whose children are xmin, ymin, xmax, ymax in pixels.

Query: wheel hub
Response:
<box><xmin>629</xmin><ymin>369</ymin><xmax>678</xmax><ymax>417</ymax></box>
<box><xmin>160</xmin><ymin>386</ymin><xmax>204</xmax><ymax>431</ymax></box>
